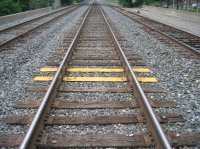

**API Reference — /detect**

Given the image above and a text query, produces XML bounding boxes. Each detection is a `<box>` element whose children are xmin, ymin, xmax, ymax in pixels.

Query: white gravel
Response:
<box><xmin>57</xmin><ymin>92</ymin><xmax>134</xmax><ymax>101</ymax></box>
<box><xmin>51</xmin><ymin>109</ymin><xmax>139</xmax><ymax>117</ymax></box>
<box><xmin>45</xmin><ymin>124</ymin><xmax>147</xmax><ymax>135</ymax></box>
<box><xmin>0</xmin><ymin>5</ymin><xmax>89</xmax><ymax>134</ymax></box>
<box><xmin>101</xmin><ymin>3</ymin><xmax>200</xmax><ymax>135</ymax></box>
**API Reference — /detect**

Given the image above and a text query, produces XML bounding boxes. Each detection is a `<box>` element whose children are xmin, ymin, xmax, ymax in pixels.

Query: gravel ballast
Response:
<box><xmin>1</xmin><ymin>2</ymin><xmax>200</xmax><ymax>146</ymax></box>
<box><xmin>101</xmin><ymin>4</ymin><xmax>200</xmax><ymax>134</ymax></box>
<box><xmin>0</xmin><ymin>5</ymin><xmax>89</xmax><ymax>134</ymax></box>
<box><xmin>45</xmin><ymin>124</ymin><xmax>147</xmax><ymax>135</ymax></box>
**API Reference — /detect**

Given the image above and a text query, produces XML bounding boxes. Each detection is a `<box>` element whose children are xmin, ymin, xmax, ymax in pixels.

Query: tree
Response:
<box><xmin>176</xmin><ymin>0</ymin><xmax>183</xmax><ymax>9</ymax></box>
<box><xmin>118</xmin><ymin>0</ymin><xmax>143</xmax><ymax>7</ymax></box>
<box><xmin>61</xmin><ymin>0</ymin><xmax>74</xmax><ymax>5</ymax></box>
<box><xmin>166</xmin><ymin>0</ymin><xmax>170</xmax><ymax>8</ymax></box>
<box><xmin>76</xmin><ymin>0</ymin><xmax>84</xmax><ymax>2</ymax></box>
<box><xmin>39</xmin><ymin>0</ymin><xmax>54</xmax><ymax>7</ymax></box>
<box><xmin>18</xmin><ymin>0</ymin><xmax>31</xmax><ymax>11</ymax></box>
<box><xmin>118</xmin><ymin>0</ymin><xmax>132</xmax><ymax>7</ymax></box>
<box><xmin>0</xmin><ymin>0</ymin><xmax>21</xmax><ymax>16</ymax></box>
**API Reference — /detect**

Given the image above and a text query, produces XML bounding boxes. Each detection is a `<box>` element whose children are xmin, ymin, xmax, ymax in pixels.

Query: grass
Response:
<box><xmin>149</xmin><ymin>2</ymin><xmax>160</xmax><ymax>7</ymax></box>
<box><xmin>146</xmin><ymin>3</ymin><xmax>200</xmax><ymax>13</ymax></box>
<box><xmin>185</xmin><ymin>8</ymin><xmax>200</xmax><ymax>13</ymax></box>
<box><xmin>106</xmin><ymin>0</ymin><xmax>118</xmax><ymax>4</ymax></box>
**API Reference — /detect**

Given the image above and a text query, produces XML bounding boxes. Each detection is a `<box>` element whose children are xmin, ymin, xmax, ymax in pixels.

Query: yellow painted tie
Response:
<box><xmin>34</xmin><ymin>76</ymin><xmax>158</xmax><ymax>83</ymax></box>
<box><xmin>40</xmin><ymin>67</ymin><xmax>151</xmax><ymax>73</ymax></box>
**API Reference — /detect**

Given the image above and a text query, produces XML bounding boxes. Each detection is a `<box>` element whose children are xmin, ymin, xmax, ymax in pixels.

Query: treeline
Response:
<box><xmin>114</xmin><ymin>0</ymin><xmax>199</xmax><ymax>10</ymax></box>
<box><xmin>144</xmin><ymin>0</ymin><xmax>200</xmax><ymax>10</ymax></box>
<box><xmin>0</xmin><ymin>0</ymin><xmax>54</xmax><ymax>16</ymax></box>
<box><xmin>118</xmin><ymin>0</ymin><xmax>143</xmax><ymax>7</ymax></box>
<box><xmin>61</xmin><ymin>0</ymin><xmax>84</xmax><ymax>5</ymax></box>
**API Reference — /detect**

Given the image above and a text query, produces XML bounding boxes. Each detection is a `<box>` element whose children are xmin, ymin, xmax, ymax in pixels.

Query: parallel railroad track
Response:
<box><xmin>0</xmin><ymin>2</ymin><xmax>200</xmax><ymax>148</ymax></box>
<box><xmin>112</xmin><ymin>6</ymin><xmax>200</xmax><ymax>58</ymax></box>
<box><xmin>0</xmin><ymin>4</ymin><xmax>84</xmax><ymax>50</ymax></box>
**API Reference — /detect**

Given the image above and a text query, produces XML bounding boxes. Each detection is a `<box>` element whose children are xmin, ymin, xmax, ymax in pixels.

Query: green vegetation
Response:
<box><xmin>143</xmin><ymin>0</ymin><xmax>159</xmax><ymax>6</ymax></box>
<box><xmin>61</xmin><ymin>0</ymin><xmax>84</xmax><ymax>5</ymax></box>
<box><xmin>107</xmin><ymin>0</ymin><xmax>143</xmax><ymax>7</ymax></box>
<box><xmin>0</xmin><ymin>0</ymin><xmax>55</xmax><ymax>16</ymax></box>
<box><xmin>107</xmin><ymin>0</ymin><xmax>119</xmax><ymax>3</ymax></box>
<box><xmin>185</xmin><ymin>7</ymin><xmax>200</xmax><ymax>13</ymax></box>
<box><xmin>0</xmin><ymin>0</ymin><xmax>85</xmax><ymax>16</ymax></box>
<box><xmin>0</xmin><ymin>0</ymin><xmax>21</xmax><ymax>16</ymax></box>
<box><xmin>143</xmin><ymin>0</ymin><xmax>200</xmax><ymax>12</ymax></box>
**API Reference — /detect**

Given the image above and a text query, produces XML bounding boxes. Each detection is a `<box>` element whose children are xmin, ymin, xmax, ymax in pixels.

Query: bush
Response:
<box><xmin>61</xmin><ymin>0</ymin><xmax>74</xmax><ymax>5</ymax></box>
<box><xmin>118</xmin><ymin>0</ymin><xmax>132</xmax><ymax>7</ymax></box>
<box><xmin>144</xmin><ymin>0</ymin><xmax>154</xmax><ymax>5</ymax></box>
<box><xmin>149</xmin><ymin>1</ymin><xmax>160</xmax><ymax>7</ymax></box>
<box><xmin>76</xmin><ymin>0</ymin><xmax>84</xmax><ymax>3</ymax></box>
<box><xmin>132</xmin><ymin>0</ymin><xmax>144</xmax><ymax>7</ymax></box>
<box><xmin>0</xmin><ymin>0</ymin><xmax>21</xmax><ymax>16</ymax></box>
<box><xmin>118</xmin><ymin>0</ymin><xmax>143</xmax><ymax>7</ymax></box>
<box><xmin>39</xmin><ymin>0</ymin><xmax>54</xmax><ymax>7</ymax></box>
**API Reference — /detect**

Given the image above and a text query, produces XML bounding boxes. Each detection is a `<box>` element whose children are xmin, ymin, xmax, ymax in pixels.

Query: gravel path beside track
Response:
<box><xmin>0</xmin><ymin>7</ymin><xmax>70</xmax><ymax>30</ymax></box>
<box><xmin>0</xmin><ymin>11</ymin><xmax>52</xmax><ymax>30</ymax></box>
<box><xmin>102</xmin><ymin>4</ymin><xmax>200</xmax><ymax>134</ymax></box>
<box><xmin>124</xmin><ymin>8</ymin><xmax>200</xmax><ymax>37</ymax></box>
<box><xmin>0</xmin><ymin>5</ymin><xmax>89</xmax><ymax>134</ymax></box>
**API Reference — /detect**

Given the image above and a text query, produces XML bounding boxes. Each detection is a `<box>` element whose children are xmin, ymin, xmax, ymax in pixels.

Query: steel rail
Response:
<box><xmin>0</xmin><ymin>5</ymin><xmax>82</xmax><ymax>50</ymax></box>
<box><xmin>19</xmin><ymin>4</ymin><xmax>92</xmax><ymax>149</ymax></box>
<box><xmin>0</xmin><ymin>5</ymin><xmax>75</xmax><ymax>34</ymax></box>
<box><xmin>98</xmin><ymin>4</ymin><xmax>171</xmax><ymax>149</ymax></box>
<box><xmin>113</xmin><ymin>6</ymin><xmax>200</xmax><ymax>58</ymax></box>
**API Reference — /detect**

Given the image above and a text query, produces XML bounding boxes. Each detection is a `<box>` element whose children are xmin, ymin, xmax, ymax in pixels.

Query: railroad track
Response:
<box><xmin>0</xmin><ymin>4</ymin><xmax>83</xmax><ymax>50</ymax></box>
<box><xmin>1</xmin><ymin>2</ymin><xmax>200</xmax><ymax>148</ymax></box>
<box><xmin>112</xmin><ymin>6</ymin><xmax>200</xmax><ymax>58</ymax></box>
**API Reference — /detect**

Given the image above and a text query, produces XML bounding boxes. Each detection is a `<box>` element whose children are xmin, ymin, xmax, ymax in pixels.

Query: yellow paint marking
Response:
<box><xmin>34</xmin><ymin>76</ymin><xmax>54</xmax><ymax>81</ymax></box>
<box><xmin>133</xmin><ymin>68</ymin><xmax>150</xmax><ymax>73</ymax></box>
<box><xmin>40</xmin><ymin>67</ymin><xmax>150</xmax><ymax>73</ymax></box>
<box><xmin>34</xmin><ymin>76</ymin><xmax>158</xmax><ymax>83</ymax></box>
<box><xmin>137</xmin><ymin>77</ymin><xmax>158</xmax><ymax>83</ymax></box>
<box><xmin>40</xmin><ymin>68</ymin><xmax>58</xmax><ymax>72</ymax></box>
<box><xmin>63</xmin><ymin>77</ymin><xmax>127</xmax><ymax>82</ymax></box>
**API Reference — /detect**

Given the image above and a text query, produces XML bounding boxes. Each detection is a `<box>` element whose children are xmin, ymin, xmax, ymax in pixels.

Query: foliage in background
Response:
<box><xmin>132</xmin><ymin>0</ymin><xmax>144</xmax><ymax>7</ymax></box>
<box><xmin>75</xmin><ymin>0</ymin><xmax>84</xmax><ymax>3</ymax></box>
<box><xmin>0</xmin><ymin>0</ymin><xmax>85</xmax><ymax>16</ymax></box>
<box><xmin>118</xmin><ymin>0</ymin><xmax>143</xmax><ymax>7</ymax></box>
<box><xmin>144</xmin><ymin>0</ymin><xmax>200</xmax><ymax>11</ymax></box>
<box><xmin>61</xmin><ymin>0</ymin><xmax>74</xmax><ymax>5</ymax></box>
<box><xmin>107</xmin><ymin>0</ymin><xmax>118</xmax><ymax>3</ymax></box>
<box><xmin>0</xmin><ymin>0</ymin><xmax>55</xmax><ymax>16</ymax></box>
<box><xmin>61</xmin><ymin>0</ymin><xmax>84</xmax><ymax>5</ymax></box>
<box><xmin>0</xmin><ymin>0</ymin><xmax>21</xmax><ymax>16</ymax></box>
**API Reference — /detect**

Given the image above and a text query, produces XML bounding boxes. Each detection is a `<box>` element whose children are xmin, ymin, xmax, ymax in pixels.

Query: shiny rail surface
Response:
<box><xmin>112</xmin><ymin>6</ymin><xmax>200</xmax><ymax>58</ymax></box>
<box><xmin>99</xmin><ymin>5</ymin><xmax>171</xmax><ymax>149</ymax></box>
<box><xmin>21</xmin><ymin>3</ymin><xmax>170</xmax><ymax>148</ymax></box>
<box><xmin>19</xmin><ymin>4</ymin><xmax>92</xmax><ymax>149</ymax></box>
<box><xmin>0</xmin><ymin>4</ymin><xmax>83</xmax><ymax>50</ymax></box>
